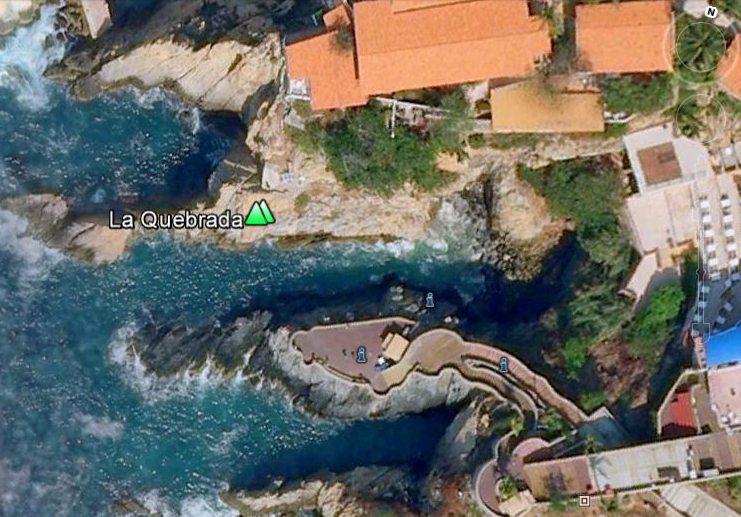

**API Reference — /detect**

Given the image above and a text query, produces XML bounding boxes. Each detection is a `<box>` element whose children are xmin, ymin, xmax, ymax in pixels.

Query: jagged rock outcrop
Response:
<box><xmin>120</xmin><ymin>279</ymin><xmax>473</xmax><ymax>419</ymax></box>
<box><xmin>82</xmin><ymin>34</ymin><xmax>282</xmax><ymax>112</ymax></box>
<box><xmin>0</xmin><ymin>0</ymin><xmax>43</xmax><ymax>35</ymax></box>
<box><xmin>1</xmin><ymin>194</ymin><xmax>132</xmax><ymax>264</ymax></box>
<box><xmin>54</xmin><ymin>0</ymin><xmax>299</xmax><ymax>78</ymax></box>
<box><xmin>221</xmin><ymin>466</ymin><xmax>415</xmax><ymax>517</ymax></box>
<box><xmin>257</xmin><ymin>328</ymin><xmax>473</xmax><ymax>419</ymax></box>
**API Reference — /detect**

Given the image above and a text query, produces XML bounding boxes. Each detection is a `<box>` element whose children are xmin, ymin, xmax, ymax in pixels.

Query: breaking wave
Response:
<box><xmin>108</xmin><ymin>322</ymin><xmax>249</xmax><ymax>403</ymax></box>
<box><xmin>0</xmin><ymin>3</ymin><xmax>67</xmax><ymax>110</ymax></box>
<box><xmin>138</xmin><ymin>489</ymin><xmax>238</xmax><ymax>517</ymax></box>
<box><xmin>0</xmin><ymin>208</ymin><xmax>65</xmax><ymax>286</ymax></box>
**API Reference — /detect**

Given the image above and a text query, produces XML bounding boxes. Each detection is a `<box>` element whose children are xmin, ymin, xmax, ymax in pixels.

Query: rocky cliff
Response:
<box><xmin>1</xmin><ymin>194</ymin><xmax>132</xmax><ymax>264</ymax></box>
<box><xmin>221</xmin><ymin>466</ymin><xmax>416</xmax><ymax>517</ymax></box>
<box><xmin>120</xmin><ymin>280</ymin><xmax>475</xmax><ymax>419</ymax></box>
<box><xmin>85</xmin><ymin>34</ymin><xmax>282</xmax><ymax>112</ymax></box>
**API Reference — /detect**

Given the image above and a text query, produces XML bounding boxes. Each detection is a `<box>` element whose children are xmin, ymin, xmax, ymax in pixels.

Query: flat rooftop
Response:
<box><xmin>490</xmin><ymin>81</ymin><xmax>605</xmax><ymax>133</ymax></box>
<box><xmin>523</xmin><ymin>431</ymin><xmax>741</xmax><ymax>499</ymax></box>
<box><xmin>708</xmin><ymin>363</ymin><xmax>741</xmax><ymax>429</ymax></box>
<box><xmin>638</xmin><ymin>142</ymin><xmax>682</xmax><ymax>186</ymax></box>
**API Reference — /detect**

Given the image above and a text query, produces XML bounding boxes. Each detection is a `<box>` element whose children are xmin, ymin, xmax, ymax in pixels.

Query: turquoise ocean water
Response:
<box><xmin>0</xmin><ymin>7</ymin><xmax>491</xmax><ymax>516</ymax></box>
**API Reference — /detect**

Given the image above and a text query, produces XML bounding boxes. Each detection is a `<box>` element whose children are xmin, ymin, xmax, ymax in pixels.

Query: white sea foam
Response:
<box><xmin>75</xmin><ymin>414</ymin><xmax>124</xmax><ymax>440</ymax></box>
<box><xmin>108</xmin><ymin>322</ymin><xmax>249</xmax><ymax>403</ymax></box>
<box><xmin>0</xmin><ymin>208</ymin><xmax>65</xmax><ymax>286</ymax></box>
<box><xmin>0</xmin><ymin>3</ymin><xmax>67</xmax><ymax>110</ymax></box>
<box><xmin>139</xmin><ymin>489</ymin><xmax>238</xmax><ymax>517</ymax></box>
<box><xmin>127</xmin><ymin>85</ymin><xmax>204</xmax><ymax>134</ymax></box>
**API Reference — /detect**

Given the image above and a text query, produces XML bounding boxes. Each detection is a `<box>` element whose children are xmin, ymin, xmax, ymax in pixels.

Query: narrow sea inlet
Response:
<box><xmin>0</xmin><ymin>8</ymin><xmax>480</xmax><ymax>515</ymax></box>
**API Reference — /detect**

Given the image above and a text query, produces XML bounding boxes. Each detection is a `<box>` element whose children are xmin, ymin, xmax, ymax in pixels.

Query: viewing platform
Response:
<box><xmin>292</xmin><ymin>318</ymin><xmax>587</xmax><ymax>426</ymax></box>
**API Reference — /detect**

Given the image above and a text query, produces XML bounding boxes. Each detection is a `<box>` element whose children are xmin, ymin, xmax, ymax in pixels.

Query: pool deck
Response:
<box><xmin>292</xmin><ymin>318</ymin><xmax>586</xmax><ymax>426</ymax></box>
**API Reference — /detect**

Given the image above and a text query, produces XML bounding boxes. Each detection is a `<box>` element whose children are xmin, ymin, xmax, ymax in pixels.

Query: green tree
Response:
<box><xmin>429</xmin><ymin>90</ymin><xmax>473</xmax><ymax>156</ymax></box>
<box><xmin>540</xmin><ymin>407</ymin><xmax>569</xmax><ymax>438</ymax></box>
<box><xmin>320</xmin><ymin>106</ymin><xmax>445</xmax><ymax>195</ymax></box>
<box><xmin>580</xmin><ymin>391</ymin><xmax>608</xmax><ymax>413</ymax></box>
<box><xmin>561</xmin><ymin>338</ymin><xmax>590</xmax><ymax>378</ymax></box>
<box><xmin>602</xmin><ymin>74</ymin><xmax>673</xmax><ymax>115</ymax></box>
<box><xmin>509</xmin><ymin>414</ymin><xmax>525</xmax><ymax>436</ymax></box>
<box><xmin>675</xmin><ymin>15</ymin><xmax>727</xmax><ymax>82</ymax></box>
<box><xmin>626</xmin><ymin>284</ymin><xmax>686</xmax><ymax>361</ymax></box>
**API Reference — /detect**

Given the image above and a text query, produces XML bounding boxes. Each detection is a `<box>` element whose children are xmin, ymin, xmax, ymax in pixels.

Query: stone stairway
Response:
<box><xmin>660</xmin><ymin>483</ymin><xmax>739</xmax><ymax>517</ymax></box>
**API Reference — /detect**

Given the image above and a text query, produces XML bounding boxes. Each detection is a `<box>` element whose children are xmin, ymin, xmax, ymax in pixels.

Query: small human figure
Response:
<box><xmin>357</xmin><ymin>346</ymin><xmax>367</xmax><ymax>364</ymax></box>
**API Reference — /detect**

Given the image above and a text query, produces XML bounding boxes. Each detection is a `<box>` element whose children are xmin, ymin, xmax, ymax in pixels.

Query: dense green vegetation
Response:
<box><xmin>521</xmin><ymin>159</ymin><xmax>634</xmax><ymax>383</ymax></box>
<box><xmin>579</xmin><ymin>391</ymin><xmax>608</xmax><ymax>413</ymax></box>
<box><xmin>539</xmin><ymin>407</ymin><xmax>569</xmax><ymax>438</ymax></box>
<box><xmin>675</xmin><ymin>14</ymin><xmax>728</xmax><ymax>83</ymax></box>
<box><xmin>602</xmin><ymin>74</ymin><xmax>674</xmax><ymax>115</ymax></box>
<box><xmin>520</xmin><ymin>160</ymin><xmax>632</xmax><ymax>280</ymax></box>
<box><xmin>429</xmin><ymin>90</ymin><xmax>473</xmax><ymax>155</ymax></box>
<box><xmin>715</xmin><ymin>0</ymin><xmax>741</xmax><ymax>18</ymax></box>
<box><xmin>626</xmin><ymin>285</ymin><xmax>686</xmax><ymax>361</ymax></box>
<box><xmin>562</xmin><ymin>338</ymin><xmax>590</xmax><ymax>378</ymax></box>
<box><xmin>499</xmin><ymin>476</ymin><xmax>518</xmax><ymax>501</ymax></box>
<box><xmin>288</xmin><ymin>92</ymin><xmax>470</xmax><ymax>195</ymax></box>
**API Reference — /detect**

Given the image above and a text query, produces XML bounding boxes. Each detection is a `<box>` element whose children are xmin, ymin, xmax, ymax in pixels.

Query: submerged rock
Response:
<box><xmin>1</xmin><ymin>194</ymin><xmax>132</xmax><ymax>264</ymax></box>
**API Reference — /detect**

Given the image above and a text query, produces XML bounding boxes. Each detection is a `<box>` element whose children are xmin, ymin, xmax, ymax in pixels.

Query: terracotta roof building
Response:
<box><xmin>661</xmin><ymin>391</ymin><xmax>698</xmax><ymax>438</ymax></box>
<box><xmin>490</xmin><ymin>80</ymin><xmax>605</xmax><ymax>133</ymax></box>
<box><xmin>576</xmin><ymin>0</ymin><xmax>674</xmax><ymax>74</ymax></box>
<box><xmin>286</xmin><ymin>0</ymin><xmax>551</xmax><ymax>110</ymax></box>
<box><xmin>718</xmin><ymin>35</ymin><xmax>741</xmax><ymax>100</ymax></box>
<box><xmin>354</xmin><ymin>0</ymin><xmax>551</xmax><ymax>96</ymax></box>
<box><xmin>522</xmin><ymin>431</ymin><xmax>741</xmax><ymax>500</ymax></box>
<box><xmin>285</xmin><ymin>5</ymin><xmax>368</xmax><ymax>111</ymax></box>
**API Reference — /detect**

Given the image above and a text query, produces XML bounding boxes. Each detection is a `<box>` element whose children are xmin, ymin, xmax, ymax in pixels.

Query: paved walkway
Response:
<box><xmin>660</xmin><ymin>483</ymin><xmax>739</xmax><ymax>517</ymax></box>
<box><xmin>293</xmin><ymin>322</ymin><xmax>586</xmax><ymax>426</ymax></box>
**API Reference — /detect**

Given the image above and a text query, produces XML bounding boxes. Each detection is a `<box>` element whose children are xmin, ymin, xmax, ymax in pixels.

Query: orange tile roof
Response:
<box><xmin>576</xmin><ymin>0</ymin><xmax>674</xmax><ymax>74</ymax></box>
<box><xmin>354</xmin><ymin>0</ymin><xmax>551</xmax><ymax>95</ymax></box>
<box><xmin>718</xmin><ymin>35</ymin><xmax>741</xmax><ymax>100</ymax></box>
<box><xmin>285</xmin><ymin>28</ymin><xmax>368</xmax><ymax>111</ymax></box>
<box><xmin>391</xmin><ymin>0</ymin><xmax>475</xmax><ymax>12</ymax></box>
<box><xmin>322</xmin><ymin>3</ymin><xmax>352</xmax><ymax>28</ymax></box>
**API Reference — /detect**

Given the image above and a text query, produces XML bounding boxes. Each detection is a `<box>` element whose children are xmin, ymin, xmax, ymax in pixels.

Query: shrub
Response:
<box><xmin>499</xmin><ymin>476</ymin><xmax>518</xmax><ymax>501</ymax></box>
<box><xmin>540</xmin><ymin>407</ymin><xmax>569</xmax><ymax>438</ymax></box>
<box><xmin>520</xmin><ymin>160</ymin><xmax>631</xmax><ymax>278</ymax></box>
<box><xmin>601</xmin><ymin>74</ymin><xmax>674</xmax><ymax>115</ymax></box>
<box><xmin>294</xmin><ymin>192</ymin><xmax>310</xmax><ymax>213</ymax></box>
<box><xmin>626</xmin><ymin>284</ymin><xmax>686</xmax><ymax>361</ymax></box>
<box><xmin>468</xmin><ymin>133</ymin><xmax>487</xmax><ymax>149</ymax></box>
<box><xmin>429</xmin><ymin>90</ymin><xmax>473</xmax><ymax>155</ymax></box>
<box><xmin>292</xmin><ymin>99</ymin><xmax>313</xmax><ymax>119</ymax></box>
<box><xmin>332</xmin><ymin>25</ymin><xmax>355</xmax><ymax>54</ymax></box>
<box><xmin>580</xmin><ymin>391</ymin><xmax>608</xmax><ymax>412</ymax></box>
<box><xmin>562</xmin><ymin>338</ymin><xmax>590</xmax><ymax>378</ymax></box>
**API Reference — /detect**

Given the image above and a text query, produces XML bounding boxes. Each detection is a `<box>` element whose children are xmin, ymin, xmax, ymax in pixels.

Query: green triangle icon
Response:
<box><xmin>259</xmin><ymin>200</ymin><xmax>275</xmax><ymax>224</ymax></box>
<box><xmin>245</xmin><ymin>202</ymin><xmax>268</xmax><ymax>226</ymax></box>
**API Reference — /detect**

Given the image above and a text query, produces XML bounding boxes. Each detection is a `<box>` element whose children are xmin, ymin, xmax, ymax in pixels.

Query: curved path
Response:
<box><xmin>293</xmin><ymin>320</ymin><xmax>588</xmax><ymax>516</ymax></box>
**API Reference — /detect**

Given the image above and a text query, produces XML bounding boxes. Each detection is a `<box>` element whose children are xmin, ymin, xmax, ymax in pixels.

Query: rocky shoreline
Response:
<box><xmin>0</xmin><ymin>0</ymin><xmax>630</xmax><ymax>284</ymax></box>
